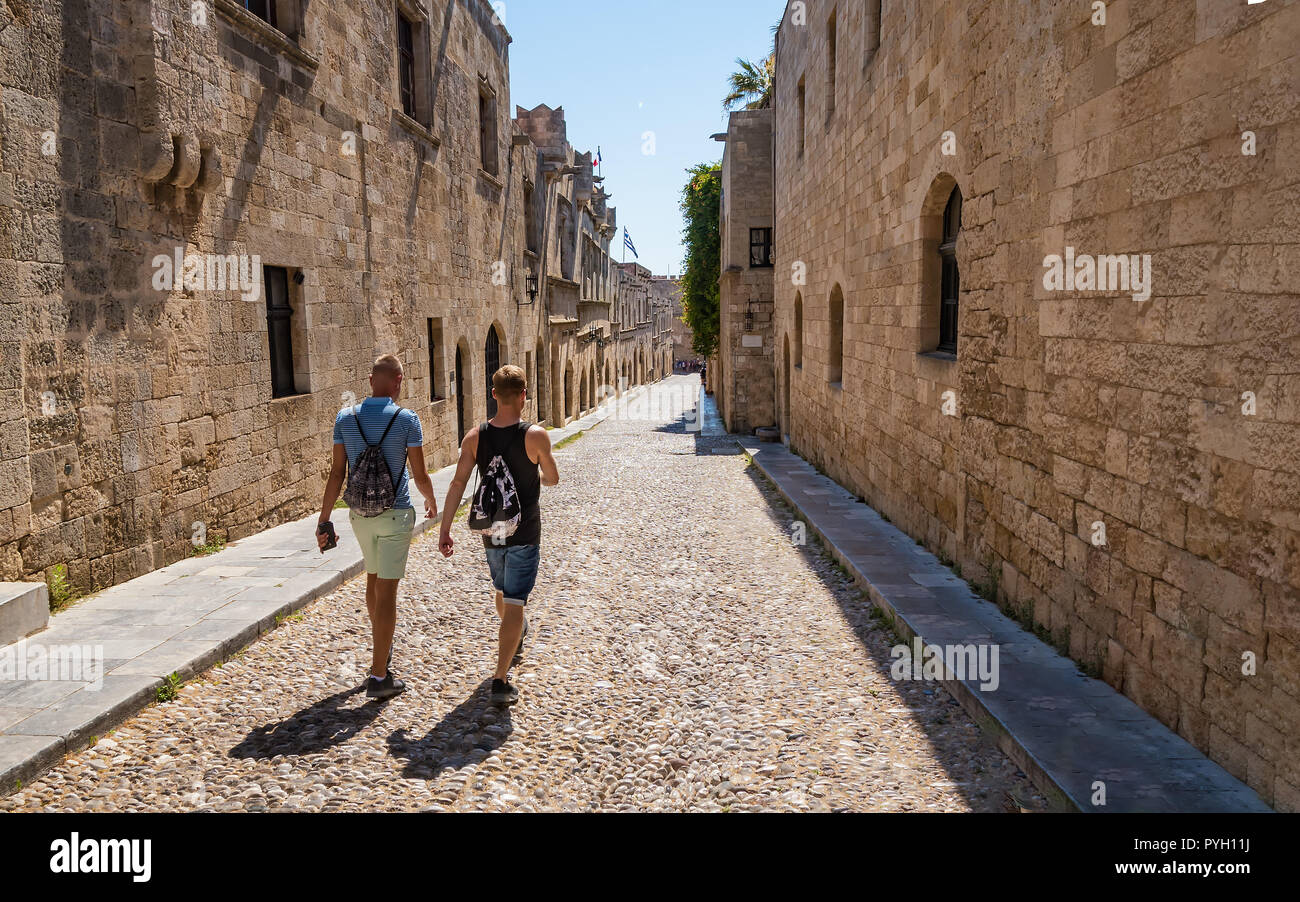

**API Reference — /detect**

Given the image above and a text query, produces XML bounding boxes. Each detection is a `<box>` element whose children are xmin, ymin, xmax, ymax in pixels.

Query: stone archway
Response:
<box><xmin>564</xmin><ymin>360</ymin><xmax>575</xmax><ymax>422</ymax></box>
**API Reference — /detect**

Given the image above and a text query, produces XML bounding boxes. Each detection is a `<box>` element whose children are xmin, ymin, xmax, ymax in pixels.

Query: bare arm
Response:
<box><xmin>438</xmin><ymin>428</ymin><xmax>479</xmax><ymax>555</ymax></box>
<box><xmin>319</xmin><ymin>443</ymin><xmax>347</xmax><ymax>523</ymax></box>
<box><xmin>528</xmin><ymin>425</ymin><xmax>559</xmax><ymax>487</ymax></box>
<box><xmin>406</xmin><ymin>445</ymin><xmax>438</xmax><ymax>521</ymax></box>
<box><xmin>317</xmin><ymin>443</ymin><xmax>347</xmax><ymax>550</ymax></box>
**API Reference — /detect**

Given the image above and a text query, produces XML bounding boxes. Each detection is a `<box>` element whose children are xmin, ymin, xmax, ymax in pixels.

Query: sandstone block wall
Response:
<box><xmin>718</xmin><ymin>109</ymin><xmax>775</xmax><ymax>435</ymax></box>
<box><xmin>772</xmin><ymin>0</ymin><xmax>1300</xmax><ymax>809</ymax></box>
<box><xmin>0</xmin><ymin>0</ymin><xmax>649</xmax><ymax>596</ymax></box>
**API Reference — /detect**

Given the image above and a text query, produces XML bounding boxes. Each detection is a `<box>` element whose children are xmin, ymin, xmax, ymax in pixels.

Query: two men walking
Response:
<box><xmin>317</xmin><ymin>356</ymin><xmax>558</xmax><ymax>706</ymax></box>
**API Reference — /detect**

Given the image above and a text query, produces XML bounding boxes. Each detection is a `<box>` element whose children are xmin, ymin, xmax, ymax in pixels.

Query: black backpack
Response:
<box><xmin>468</xmin><ymin>424</ymin><xmax>523</xmax><ymax>542</ymax></box>
<box><xmin>342</xmin><ymin>406</ymin><xmax>402</xmax><ymax>517</ymax></box>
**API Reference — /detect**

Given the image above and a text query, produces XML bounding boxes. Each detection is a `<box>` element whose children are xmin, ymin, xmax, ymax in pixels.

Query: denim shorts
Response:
<box><xmin>485</xmin><ymin>544</ymin><xmax>540</xmax><ymax>606</ymax></box>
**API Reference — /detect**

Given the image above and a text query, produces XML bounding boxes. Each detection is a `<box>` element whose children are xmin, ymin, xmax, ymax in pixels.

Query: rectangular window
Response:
<box><xmin>827</xmin><ymin>10</ymin><xmax>837</xmax><ymax>118</ymax></box>
<box><xmin>866</xmin><ymin>0</ymin><xmax>882</xmax><ymax>64</ymax></box>
<box><xmin>427</xmin><ymin>317</ymin><xmax>444</xmax><ymax>400</ymax></box>
<box><xmin>397</xmin><ymin>14</ymin><xmax>416</xmax><ymax>119</ymax></box>
<box><xmin>265</xmin><ymin>266</ymin><xmax>295</xmax><ymax>398</ymax></box>
<box><xmin>750</xmin><ymin>228</ymin><xmax>773</xmax><ymax>268</ymax></box>
<box><xmin>524</xmin><ymin>182</ymin><xmax>539</xmax><ymax>253</ymax></box>
<box><xmin>479</xmin><ymin>85</ymin><xmax>499</xmax><ymax>176</ymax></box>
<box><xmin>797</xmin><ymin>76</ymin><xmax>806</xmax><ymax>155</ymax></box>
<box><xmin>243</xmin><ymin>0</ymin><xmax>278</xmax><ymax>28</ymax></box>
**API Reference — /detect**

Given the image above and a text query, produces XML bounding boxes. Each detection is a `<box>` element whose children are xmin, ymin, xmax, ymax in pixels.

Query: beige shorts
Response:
<box><xmin>350</xmin><ymin>507</ymin><xmax>416</xmax><ymax>579</ymax></box>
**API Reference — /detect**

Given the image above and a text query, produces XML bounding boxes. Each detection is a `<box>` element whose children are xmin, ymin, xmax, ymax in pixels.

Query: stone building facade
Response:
<box><xmin>648</xmin><ymin>274</ymin><xmax>681</xmax><ymax>377</ymax></box>
<box><xmin>661</xmin><ymin>276</ymin><xmax>695</xmax><ymax>370</ymax></box>
<box><xmin>513</xmin><ymin>103</ymin><xmax>622</xmax><ymax>425</ymax></box>
<box><xmin>616</xmin><ymin>262</ymin><xmax>672</xmax><ymax>386</ymax></box>
<box><xmin>756</xmin><ymin>0</ymin><xmax>1300</xmax><ymax>808</ymax></box>
<box><xmin>0</xmin><ymin>0</ymin><xmax>647</xmax><ymax>596</ymax></box>
<box><xmin>715</xmin><ymin>108</ymin><xmax>775</xmax><ymax>435</ymax></box>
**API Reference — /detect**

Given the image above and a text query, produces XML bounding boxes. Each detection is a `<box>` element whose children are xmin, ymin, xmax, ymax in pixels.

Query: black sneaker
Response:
<box><xmin>366</xmin><ymin>672</ymin><xmax>406</xmax><ymax>700</ymax></box>
<box><xmin>490</xmin><ymin>678</ymin><xmax>519</xmax><ymax>705</ymax></box>
<box><xmin>513</xmin><ymin>617</ymin><xmax>529</xmax><ymax>666</ymax></box>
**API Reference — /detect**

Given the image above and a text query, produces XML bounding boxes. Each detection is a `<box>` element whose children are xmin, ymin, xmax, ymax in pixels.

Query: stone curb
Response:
<box><xmin>0</xmin><ymin>388</ymin><xmax>643</xmax><ymax>798</ymax></box>
<box><xmin>740</xmin><ymin>438</ymin><xmax>1272</xmax><ymax>814</ymax></box>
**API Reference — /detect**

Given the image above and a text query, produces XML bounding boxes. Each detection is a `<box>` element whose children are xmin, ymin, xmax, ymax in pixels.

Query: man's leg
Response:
<box><xmin>494</xmin><ymin>604</ymin><xmax>524</xmax><ymax>681</ymax></box>
<box><xmin>493</xmin><ymin>545</ymin><xmax>539</xmax><ymax>683</ymax></box>
<box><xmin>371</xmin><ymin>577</ymin><xmax>399</xmax><ymax>677</ymax></box>
<box><xmin>365</xmin><ymin>572</ymin><xmax>379</xmax><ymax>621</ymax></box>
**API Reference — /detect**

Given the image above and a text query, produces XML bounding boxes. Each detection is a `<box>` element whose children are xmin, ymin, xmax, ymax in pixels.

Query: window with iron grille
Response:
<box><xmin>479</xmin><ymin>86</ymin><xmax>499</xmax><ymax>175</ymax></box>
<box><xmin>265</xmin><ymin>266</ymin><xmax>295</xmax><ymax>398</ymax></box>
<box><xmin>397</xmin><ymin>14</ymin><xmax>416</xmax><ymax>119</ymax></box>
<box><xmin>938</xmin><ymin>186</ymin><xmax>962</xmax><ymax>355</ymax></box>
<box><xmin>750</xmin><ymin>228</ymin><xmax>773</xmax><ymax>268</ymax></box>
<box><xmin>243</xmin><ymin>0</ymin><xmax>278</xmax><ymax>28</ymax></box>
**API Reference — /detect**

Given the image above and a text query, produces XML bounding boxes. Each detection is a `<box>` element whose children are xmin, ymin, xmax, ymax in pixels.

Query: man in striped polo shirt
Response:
<box><xmin>317</xmin><ymin>354</ymin><xmax>436</xmax><ymax>699</ymax></box>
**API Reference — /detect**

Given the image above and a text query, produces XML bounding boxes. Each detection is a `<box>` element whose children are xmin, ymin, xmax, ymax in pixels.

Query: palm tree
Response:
<box><xmin>723</xmin><ymin>55</ymin><xmax>775</xmax><ymax>111</ymax></box>
<box><xmin>722</xmin><ymin>23</ymin><xmax>781</xmax><ymax>111</ymax></box>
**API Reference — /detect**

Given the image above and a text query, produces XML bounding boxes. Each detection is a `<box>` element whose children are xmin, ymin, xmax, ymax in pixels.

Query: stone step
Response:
<box><xmin>0</xmin><ymin>583</ymin><xmax>48</xmax><ymax>648</ymax></box>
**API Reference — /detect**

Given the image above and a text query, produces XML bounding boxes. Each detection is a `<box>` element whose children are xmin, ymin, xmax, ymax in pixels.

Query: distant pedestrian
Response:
<box><xmin>438</xmin><ymin>365</ymin><xmax>559</xmax><ymax>705</ymax></box>
<box><xmin>317</xmin><ymin>354</ymin><xmax>436</xmax><ymax>700</ymax></box>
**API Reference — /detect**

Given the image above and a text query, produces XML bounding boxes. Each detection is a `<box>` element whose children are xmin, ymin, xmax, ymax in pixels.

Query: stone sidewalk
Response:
<box><xmin>739</xmin><ymin>434</ymin><xmax>1272</xmax><ymax>813</ymax></box>
<box><xmin>0</xmin><ymin>388</ymin><xmax>644</xmax><ymax>795</ymax></box>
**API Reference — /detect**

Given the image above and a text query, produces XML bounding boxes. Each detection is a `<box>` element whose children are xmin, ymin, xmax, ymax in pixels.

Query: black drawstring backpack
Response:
<box><xmin>468</xmin><ymin>424</ymin><xmax>522</xmax><ymax>542</ymax></box>
<box><xmin>342</xmin><ymin>406</ymin><xmax>402</xmax><ymax>517</ymax></box>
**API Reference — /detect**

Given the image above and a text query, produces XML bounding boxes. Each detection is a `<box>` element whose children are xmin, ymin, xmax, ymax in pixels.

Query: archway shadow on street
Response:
<box><xmin>228</xmin><ymin>685</ymin><xmax>387</xmax><ymax>759</ymax></box>
<box><xmin>736</xmin><ymin>461</ymin><xmax>1030</xmax><ymax>812</ymax></box>
<box><xmin>385</xmin><ymin>679</ymin><xmax>514</xmax><ymax>781</ymax></box>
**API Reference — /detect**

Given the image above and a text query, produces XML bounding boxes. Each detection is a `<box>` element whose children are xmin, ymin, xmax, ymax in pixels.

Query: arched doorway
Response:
<box><xmin>579</xmin><ymin>365</ymin><xmax>588</xmax><ymax>412</ymax></box>
<box><xmin>454</xmin><ymin>342</ymin><xmax>469</xmax><ymax>443</ymax></box>
<box><xmin>535</xmin><ymin>338</ymin><xmax>546</xmax><ymax>424</ymax></box>
<box><xmin>564</xmin><ymin>361</ymin><xmax>575</xmax><ymax>421</ymax></box>
<box><xmin>484</xmin><ymin>324</ymin><xmax>502</xmax><ymax>419</ymax></box>
<box><xmin>782</xmin><ymin>333</ymin><xmax>791</xmax><ymax>438</ymax></box>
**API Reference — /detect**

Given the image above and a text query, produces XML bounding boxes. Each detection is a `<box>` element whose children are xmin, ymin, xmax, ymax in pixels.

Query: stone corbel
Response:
<box><xmin>169</xmin><ymin>132</ymin><xmax>202</xmax><ymax>188</ymax></box>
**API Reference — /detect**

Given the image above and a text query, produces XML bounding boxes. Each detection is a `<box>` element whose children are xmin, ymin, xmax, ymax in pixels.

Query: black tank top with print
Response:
<box><xmin>479</xmin><ymin>421</ymin><xmax>541</xmax><ymax>548</ymax></box>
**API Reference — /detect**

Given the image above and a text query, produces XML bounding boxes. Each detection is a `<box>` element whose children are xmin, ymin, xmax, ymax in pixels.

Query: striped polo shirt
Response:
<box><xmin>332</xmin><ymin>397</ymin><xmax>424</xmax><ymax>510</ymax></box>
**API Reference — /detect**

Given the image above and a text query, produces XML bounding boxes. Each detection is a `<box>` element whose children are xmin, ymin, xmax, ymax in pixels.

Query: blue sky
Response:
<box><xmin>504</xmin><ymin>0</ymin><xmax>787</xmax><ymax>277</ymax></box>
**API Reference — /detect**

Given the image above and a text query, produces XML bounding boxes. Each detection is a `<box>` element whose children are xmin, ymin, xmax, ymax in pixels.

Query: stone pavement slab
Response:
<box><xmin>739</xmin><ymin>435</ymin><xmax>1272</xmax><ymax>813</ymax></box>
<box><xmin>0</xmin><ymin>387</ymin><xmax>645</xmax><ymax>796</ymax></box>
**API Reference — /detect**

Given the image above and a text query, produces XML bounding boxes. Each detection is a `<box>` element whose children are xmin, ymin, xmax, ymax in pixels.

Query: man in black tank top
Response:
<box><xmin>438</xmin><ymin>365</ymin><xmax>560</xmax><ymax>706</ymax></box>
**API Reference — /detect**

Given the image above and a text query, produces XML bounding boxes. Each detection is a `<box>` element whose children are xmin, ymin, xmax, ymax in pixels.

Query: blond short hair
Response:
<box><xmin>492</xmin><ymin>364</ymin><xmax>527</xmax><ymax>403</ymax></box>
<box><xmin>372</xmin><ymin>354</ymin><xmax>403</xmax><ymax>379</ymax></box>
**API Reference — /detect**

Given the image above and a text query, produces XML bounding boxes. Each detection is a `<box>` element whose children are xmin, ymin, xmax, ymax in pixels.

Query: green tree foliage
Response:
<box><xmin>680</xmin><ymin>162</ymin><xmax>721</xmax><ymax>360</ymax></box>
<box><xmin>722</xmin><ymin>55</ymin><xmax>774</xmax><ymax>111</ymax></box>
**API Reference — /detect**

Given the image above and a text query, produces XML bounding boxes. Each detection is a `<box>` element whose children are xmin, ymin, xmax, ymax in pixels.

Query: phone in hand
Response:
<box><xmin>317</xmin><ymin>521</ymin><xmax>338</xmax><ymax>552</ymax></box>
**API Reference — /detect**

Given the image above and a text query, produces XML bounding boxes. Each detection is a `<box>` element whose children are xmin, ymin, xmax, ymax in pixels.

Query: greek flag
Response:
<box><xmin>623</xmin><ymin>227</ymin><xmax>638</xmax><ymax>258</ymax></box>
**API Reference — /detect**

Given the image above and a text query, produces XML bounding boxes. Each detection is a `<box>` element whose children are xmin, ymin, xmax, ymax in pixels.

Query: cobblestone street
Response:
<box><xmin>3</xmin><ymin>377</ymin><xmax>1045</xmax><ymax>812</ymax></box>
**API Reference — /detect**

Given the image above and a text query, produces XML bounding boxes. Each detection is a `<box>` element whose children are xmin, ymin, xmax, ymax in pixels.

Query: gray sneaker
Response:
<box><xmin>366</xmin><ymin>672</ymin><xmax>406</xmax><ymax>700</ymax></box>
<box><xmin>490</xmin><ymin>678</ymin><xmax>519</xmax><ymax>705</ymax></box>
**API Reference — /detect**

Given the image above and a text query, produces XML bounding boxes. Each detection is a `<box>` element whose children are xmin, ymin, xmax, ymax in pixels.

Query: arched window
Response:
<box><xmin>484</xmin><ymin>324</ymin><xmax>502</xmax><ymax>418</ymax></box>
<box><xmin>793</xmin><ymin>292</ymin><xmax>803</xmax><ymax>368</ymax></box>
<box><xmin>938</xmin><ymin>186</ymin><xmax>961</xmax><ymax>354</ymax></box>
<box><xmin>828</xmin><ymin>285</ymin><xmax>844</xmax><ymax>385</ymax></box>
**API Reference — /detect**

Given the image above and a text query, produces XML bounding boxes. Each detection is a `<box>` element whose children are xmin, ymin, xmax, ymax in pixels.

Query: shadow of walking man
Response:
<box><xmin>228</xmin><ymin>686</ymin><xmax>387</xmax><ymax>759</ymax></box>
<box><xmin>387</xmin><ymin>680</ymin><xmax>514</xmax><ymax>781</ymax></box>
